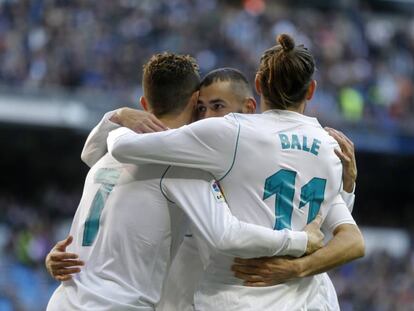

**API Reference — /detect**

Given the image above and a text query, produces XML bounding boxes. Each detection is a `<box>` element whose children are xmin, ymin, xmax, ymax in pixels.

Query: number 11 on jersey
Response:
<box><xmin>263</xmin><ymin>169</ymin><xmax>326</xmax><ymax>230</ymax></box>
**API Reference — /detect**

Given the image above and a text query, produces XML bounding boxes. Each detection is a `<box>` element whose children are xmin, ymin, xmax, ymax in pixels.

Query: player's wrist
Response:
<box><xmin>343</xmin><ymin>180</ymin><xmax>355</xmax><ymax>193</ymax></box>
<box><xmin>286</xmin><ymin>230</ymin><xmax>308</xmax><ymax>257</ymax></box>
<box><xmin>294</xmin><ymin>257</ymin><xmax>309</xmax><ymax>278</ymax></box>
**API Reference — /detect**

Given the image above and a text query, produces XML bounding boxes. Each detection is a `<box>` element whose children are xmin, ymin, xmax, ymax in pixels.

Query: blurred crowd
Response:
<box><xmin>0</xmin><ymin>0</ymin><xmax>413</xmax><ymax>131</ymax></box>
<box><xmin>0</xmin><ymin>191</ymin><xmax>413</xmax><ymax>311</ymax></box>
<box><xmin>0</xmin><ymin>190</ymin><xmax>76</xmax><ymax>310</ymax></box>
<box><xmin>331</xmin><ymin>251</ymin><xmax>414</xmax><ymax>311</ymax></box>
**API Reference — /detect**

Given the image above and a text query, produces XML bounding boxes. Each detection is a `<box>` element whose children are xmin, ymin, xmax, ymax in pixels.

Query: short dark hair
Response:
<box><xmin>143</xmin><ymin>52</ymin><xmax>200</xmax><ymax>117</ymax></box>
<box><xmin>257</xmin><ymin>34</ymin><xmax>315</xmax><ymax>110</ymax></box>
<box><xmin>200</xmin><ymin>67</ymin><xmax>253</xmax><ymax>98</ymax></box>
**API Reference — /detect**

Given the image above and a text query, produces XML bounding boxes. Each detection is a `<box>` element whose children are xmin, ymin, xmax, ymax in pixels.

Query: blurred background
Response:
<box><xmin>0</xmin><ymin>0</ymin><xmax>413</xmax><ymax>310</ymax></box>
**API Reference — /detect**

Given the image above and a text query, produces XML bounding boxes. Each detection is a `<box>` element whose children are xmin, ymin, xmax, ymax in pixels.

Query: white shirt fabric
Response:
<box><xmin>81</xmin><ymin>111</ymin><xmax>355</xmax><ymax>212</ymax></box>
<box><xmin>107</xmin><ymin>110</ymin><xmax>357</xmax><ymax>311</ymax></box>
<box><xmin>157</xmin><ymin>191</ymin><xmax>355</xmax><ymax>311</ymax></box>
<box><xmin>47</xmin><ymin>116</ymin><xmax>310</xmax><ymax>311</ymax></box>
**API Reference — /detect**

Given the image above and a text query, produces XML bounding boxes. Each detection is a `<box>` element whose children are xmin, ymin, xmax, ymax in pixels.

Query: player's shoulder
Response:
<box><xmin>183</xmin><ymin>114</ymin><xmax>240</xmax><ymax>135</ymax></box>
<box><xmin>196</xmin><ymin>114</ymin><xmax>240</xmax><ymax>126</ymax></box>
<box><xmin>314</xmin><ymin>127</ymin><xmax>340</xmax><ymax>151</ymax></box>
<box><xmin>226</xmin><ymin>112</ymin><xmax>262</xmax><ymax>123</ymax></box>
<box><xmin>299</xmin><ymin>120</ymin><xmax>338</xmax><ymax>150</ymax></box>
<box><xmin>178</xmin><ymin>115</ymin><xmax>241</xmax><ymax>146</ymax></box>
<box><xmin>310</xmin><ymin>127</ymin><xmax>342</xmax><ymax>176</ymax></box>
<box><xmin>225</xmin><ymin>113</ymin><xmax>274</xmax><ymax>133</ymax></box>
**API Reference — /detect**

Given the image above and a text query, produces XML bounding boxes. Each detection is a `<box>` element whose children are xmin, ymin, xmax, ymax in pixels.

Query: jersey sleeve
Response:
<box><xmin>322</xmin><ymin>194</ymin><xmax>356</xmax><ymax>233</ymax></box>
<box><xmin>107</xmin><ymin>115</ymin><xmax>240</xmax><ymax>180</ymax></box>
<box><xmin>162</xmin><ymin>167</ymin><xmax>308</xmax><ymax>258</ymax></box>
<box><xmin>81</xmin><ymin>110</ymin><xmax>120</xmax><ymax>167</ymax></box>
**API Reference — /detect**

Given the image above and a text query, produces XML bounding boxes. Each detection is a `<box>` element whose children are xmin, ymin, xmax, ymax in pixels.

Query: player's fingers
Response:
<box><xmin>329</xmin><ymin>130</ymin><xmax>350</xmax><ymax>152</ymax></box>
<box><xmin>243</xmin><ymin>282</ymin><xmax>270</xmax><ymax>287</ymax></box>
<box><xmin>334</xmin><ymin>149</ymin><xmax>351</xmax><ymax>163</ymax></box>
<box><xmin>326</xmin><ymin>127</ymin><xmax>346</xmax><ymax>143</ymax></box>
<box><xmin>135</xmin><ymin>123</ymin><xmax>155</xmax><ymax>134</ymax></box>
<box><xmin>234</xmin><ymin>272</ymin><xmax>268</xmax><ymax>283</ymax></box>
<box><xmin>55</xmin><ymin>267</ymin><xmax>82</xmax><ymax>276</ymax></box>
<box><xmin>343</xmin><ymin>135</ymin><xmax>354</xmax><ymax>149</ymax></box>
<box><xmin>51</xmin><ymin>260</ymin><xmax>85</xmax><ymax>269</ymax></box>
<box><xmin>146</xmin><ymin>122</ymin><xmax>164</xmax><ymax>132</ymax></box>
<box><xmin>145</xmin><ymin>120</ymin><xmax>166</xmax><ymax>132</ymax></box>
<box><xmin>332</xmin><ymin>129</ymin><xmax>354</xmax><ymax>152</ymax></box>
<box><xmin>55</xmin><ymin>236</ymin><xmax>73</xmax><ymax>251</ymax></box>
<box><xmin>50</xmin><ymin>252</ymin><xmax>79</xmax><ymax>261</ymax></box>
<box><xmin>312</xmin><ymin>214</ymin><xmax>324</xmax><ymax>227</ymax></box>
<box><xmin>231</xmin><ymin>265</ymin><xmax>272</xmax><ymax>277</ymax></box>
<box><xmin>149</xmin><ymin>114</ymin><xmax>168</xmax><ymax>130</ymax></box>
<box><xmin>334</xmin><ymin>129</ymin><xmax>354</xmax><ymax>148</ymax></box>
<box><xmin>325</xmin><ymin>127</ymin><xmax>339</xmax><ymax>137</ymax></box>
<box><xmin>234</xmin><ymin>258</ymin><xmax>264</xmax><ymax>267</ymax></box>
<box><xmin>244</xmin><ymin>281</ymin><xmax>271</xmax><ymax>287</ymax></box>
<box><xmin>56</xmin><ymin>275</ymin><xmax>72</xmax><ymax>282</ymax></box>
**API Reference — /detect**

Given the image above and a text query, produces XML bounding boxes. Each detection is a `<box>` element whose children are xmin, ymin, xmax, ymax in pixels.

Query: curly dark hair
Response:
<box><xmin>143</xmin><ymin>52</ymin><xmax>200</xmax><ymax>117</ymax></box>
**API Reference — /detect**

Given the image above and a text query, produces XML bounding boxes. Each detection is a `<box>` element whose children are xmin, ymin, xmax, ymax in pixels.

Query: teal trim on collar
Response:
<box><xmin>218</xmin><ymin>114</ymin><xmax>241</xmax><ymax>182</ymax></box>
<box><xmin>160</xmin><ymin>166</ymin><xmax>175</xmax><ymax>204</ymax></box>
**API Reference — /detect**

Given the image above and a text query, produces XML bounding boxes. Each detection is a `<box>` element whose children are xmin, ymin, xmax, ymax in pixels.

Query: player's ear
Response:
<box><xmin>190</xmin><ymin>90</ymin><xmax>199</xmax><ymax>106</ymax></box>
<box><xmin>242</xmin><ymin>97</ymin><xmax>257</xmax><ymax>114</ymax></box>
<box><xmin>306</xmin><ymin>80</ymin><xmax>317</xmax><ymax>101</ymax></box>
<box><xmin>140</xmin><ymin>96</ymin><xmax>149</xmax><ymax>112</ymax></box>
<box><xmin>255</xmin><ymin>74</ymin><xmax>262</xmax><ymax>95</ymax></box>
<box><xmin>185</xmin><ymin>90</ymin><xmax>199</xmax><ymax>111</ymax></box>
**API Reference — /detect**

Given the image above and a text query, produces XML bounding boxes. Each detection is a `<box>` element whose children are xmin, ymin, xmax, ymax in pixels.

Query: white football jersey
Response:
<box><xmin>47</xmin><ymin>114</ymin><xmax>311</xmax><ymax>311</ymax></box>
<box><xmin>108</xmin><ymin>109</ymin><xmax>357</xmax><ymax>311</ymax></box>
<box><xmin>157</xmin><ymin>186</ymin><xmax>355</xmax><ymax>311</ymax></box>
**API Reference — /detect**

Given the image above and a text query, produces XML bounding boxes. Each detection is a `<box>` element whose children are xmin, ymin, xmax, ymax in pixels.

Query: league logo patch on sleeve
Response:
<box><xmin>211</xmin><ymin>181</ymin><xmax>226</xmax><ymax>203</ymax></box>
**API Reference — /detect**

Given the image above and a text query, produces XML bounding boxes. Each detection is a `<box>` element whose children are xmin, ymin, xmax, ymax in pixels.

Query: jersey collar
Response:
<box><xmin>262</xmin><ymin>109</ymin><xmax>321</xmax><ymax>127</ymax></box>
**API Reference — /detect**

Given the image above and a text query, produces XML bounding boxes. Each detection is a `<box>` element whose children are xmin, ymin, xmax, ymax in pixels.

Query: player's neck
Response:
<box><xmin>157</xmin><ymin>101</ymin><xmax>194</xmax><ymax>129</ymax></box>
<box><xmin>261</xmin><ymin>99</ymin><xmax>306</xmax><ymax>114</ymax></box>
<box><xmin>286</xmin><ymin>102</ymin><xmax>306</xmax><ymax>114</ymax></box>
<box><xmin>158</xmin><ymin>113</ymin><xmax>191</xmax><ymax>129</ymax></box>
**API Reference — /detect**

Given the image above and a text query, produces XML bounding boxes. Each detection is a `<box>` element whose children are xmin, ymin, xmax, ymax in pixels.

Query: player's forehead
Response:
<box><xmin>198</xmin><ymin>80</ymin><xmax>239</xmax><ymax>104</ymax></box>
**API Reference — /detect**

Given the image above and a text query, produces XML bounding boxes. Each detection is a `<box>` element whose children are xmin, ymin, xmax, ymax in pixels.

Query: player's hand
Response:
<box><xmin>110</xmin><ymin>107</ymin><xmax>168</xmax><ymax>133</ymax></box>
<box><xmin>325</xmin><ymin>127</ymin><xmax>357</xmax><ymax>193</ymax></box>
<box><xmin>45</xmin><ymin>236</ymin><xmax>84</xmax><ymax>282</ymax></box>
<box><xmin>231</xmin><ymin>256</ymin><xmax>300</xmax><ymax>287</ymax></box>
<box><xmin>303</xmin><ymin>214</ymin><xmax>324</xmax><ymax>255</ymax></box>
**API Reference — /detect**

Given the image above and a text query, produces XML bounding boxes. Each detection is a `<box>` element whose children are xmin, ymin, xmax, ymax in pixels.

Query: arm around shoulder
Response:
<box><xmin>108</xmin><ymin>116</ymin><xmax>240</xmax><ymax>179</ymax></box>
<box><xmin>81</xmin><ymin>110</ymin><xmax>120</xmax><ymax>167</ymax></box>
<box><xmin>162</xmin><ymin>167</ymin><xmax>309</xmax><ymax>259</ymax></box>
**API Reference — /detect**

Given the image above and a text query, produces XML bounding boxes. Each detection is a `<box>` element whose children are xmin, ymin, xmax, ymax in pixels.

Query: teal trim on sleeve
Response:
<box><xmin>218</xmin><ymin>113</ymin><xmax>241</xmax><ymax>182</ymax></box>
<box><xmin>160</xmin><ymin>166</ymin><xmax>176</xmax><ymax>204</ymax></box>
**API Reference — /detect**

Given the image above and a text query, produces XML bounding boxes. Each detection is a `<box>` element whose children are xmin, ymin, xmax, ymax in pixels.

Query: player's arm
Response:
<box><xmin>232</xmin><ymin>197</ymin><xmax>364</xmax><ymax>286</ymax></box>
<box><xmin>44</xmin><ymin>236</ymin><xmax>84</xmax><ymax>281</ymax></box>
<box><xmin>108</xmin><ymin>115</ymin><xmax>240</xmax><ymax>179</ymax></box>
<box><xmin>326</xmin><ymin>127</ymin><xmax>357</xmax><ymax>212</ymax></box>
<box><xmin>81</xmin><ymin>108</ymin><xmax>166</xmax><ymax>167</ymax></box>
<box><xmin>81</xmin><ymin>110</ymin><xmax>119</xmax><ymax>167</ymax></box>
<box><xmin>162</xmin><ymin>168</ymin><xmax>324</xmax><ymax>258</ymax></box>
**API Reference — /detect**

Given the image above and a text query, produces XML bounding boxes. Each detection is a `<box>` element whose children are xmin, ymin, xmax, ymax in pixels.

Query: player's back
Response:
<box><xmin>195</xmin><ymin>110</ymin><xmax>343</xmax><ymax>310</ymax></box>
<box><xmin>47</xmin><ymin>154</ymin><xmax>186</xmax><ymax>311</ymax></box>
